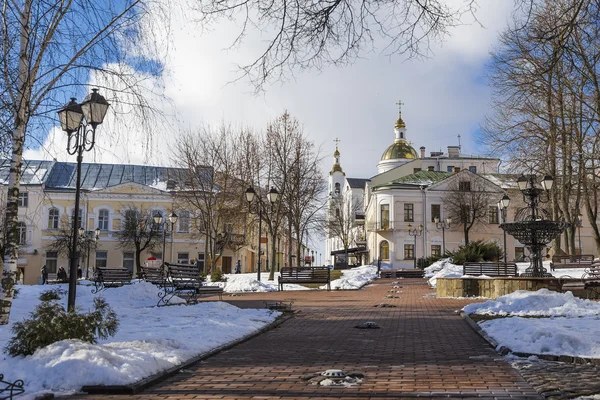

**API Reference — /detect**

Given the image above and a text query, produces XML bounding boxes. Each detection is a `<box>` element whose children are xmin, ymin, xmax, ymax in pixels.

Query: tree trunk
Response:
<box><xmin>287</xmin><ymin>218</ymin><xmax>293</xmax><ymax>268</ymax></box>
<box><xmin>1</xmin><ymin>0</ymin><xmax>32</xmax><ymax>326</ymax></box>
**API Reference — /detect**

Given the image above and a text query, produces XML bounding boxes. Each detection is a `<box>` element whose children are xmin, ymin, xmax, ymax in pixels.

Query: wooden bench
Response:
<box><xmin>550</xmin><ymin>255</ymin><xmax>595</xmax><ymax>270</ymax></box>
<box><xmin>278</xmin><ymin>267</ymin><xmax>331</xmax><ymax>291</ymax></box>
<box><xmin>559</xmin><ymin>265</ymin><xmax>600</xmax><ymax>298</ymax></box>
<box><xmin>158</xmin><ymin>262</ymin><xmax>223</xmax><ymax>305</ymax></box>
<box><xmin>463</xmin><ymin>262</ymin><xmax>518</xmax><ymax>277</ymax></box>
<box><xmin>92</xmin><ymin>267</ymin><xmax>133</xmax><ymax>293</ymax></box>
<box><xmin>140</xmin><ymin>264</ymin><xmax>165</xmax><ymax>285</ymax></box>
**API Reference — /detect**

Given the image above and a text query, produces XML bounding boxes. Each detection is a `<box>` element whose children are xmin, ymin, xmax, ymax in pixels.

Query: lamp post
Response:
<box><xmin>407</xmin><ymin>224</ymin><xmax>423</xmax><ymax>269</ymax></box>
<box><xmin>246</xmin><ymin>186</ymin><xmax>279</xmax><ymax>281</ymax></box>
<box><xmin>434</xmin><ymin>217</ymin><xmax>451</xmax><ymax>255</ymax></box>
<box><xmin>577</xmin><ymin>213</ymin><xmax>583</xmax><ymax>256</ymax></box>
<box><xmin>58</xmin><ymin>89</ymin><xmax>109</xmax><ymax>311</ymax></box>
<box><xmin>497</xmin><ymin>195</ymin><xmax>510</xmax><ymax>264</ymax></box>
<box><xmin>153</xmin><ymin>212</ymin><xmax>178</xmax><ymax>267</ymax></box>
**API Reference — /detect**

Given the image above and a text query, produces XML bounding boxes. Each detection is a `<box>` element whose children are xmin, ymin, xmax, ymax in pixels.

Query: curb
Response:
<box><xmin>81</xmin><ymin>311</ymin><xmax>294</xmax><ymax>395</ymax></box>
<box><xmin>460</xmin><ymin>311</ymin><xmax>600</xmax><ymax>365</ymax></box>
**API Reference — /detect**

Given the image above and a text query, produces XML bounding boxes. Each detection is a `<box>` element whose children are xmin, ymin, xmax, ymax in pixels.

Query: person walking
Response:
<box><xmin>235</xmin><ymin>260</ymin><xmax>241</xmax><ymax>274</ymax></box>
<box><xmin>41</xmin><ymin>265</ymin><xmax>48</xmax><ymax>285</ymax></box>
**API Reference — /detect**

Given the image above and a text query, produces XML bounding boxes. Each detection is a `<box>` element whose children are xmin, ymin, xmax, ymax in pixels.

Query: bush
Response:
<box><xmin>417</xmin><ymin>256</ymin><xmax>442</xmax><ymax>269</ymax></box>
<box><xmin>446</xmin><ymin>240</ymin><xmax>503</xmax><ymax>265</ymax></box>
<box><xmin>210</xmin><ymin>268</ymin><xmax>227</xmax><ymax>282</ymax></box>
<box><xmin>39</xmin><ymin>288</ymin><xmax>66</xmax><ymax>301</ymax></box>
<box><xmin>6</xmin><ymin>297</ymin><xmax>119</xmax><ymax>357</ymax></box>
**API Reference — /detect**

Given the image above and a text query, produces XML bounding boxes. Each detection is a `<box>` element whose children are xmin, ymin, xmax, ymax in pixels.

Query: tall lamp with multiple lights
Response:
<box><xmin>153</xmin><ymin>212</ymin><xmax>178</xmax><ymax>268</ymax></box>
<box><xmin>434</xmin><ymin>217</ymin><xmax>451</xmax><ymax>255</ymax></box>
<box><xmin>497</xmin><ymin>195</ymin><xmax>510</xmax><ymax>264</ymax></box>
<box><xmin>407</xmin><ymin>224</ymin><xmax>423</xmax><ymax>269</ymax></box>
<box><xmin>245</xmin><ymin>186</ymin><xmax>279</xmax><ymax>281</ymax></box>
<box><xmin>58</xmin><ymin>89</ymin><xmax>109</xmax><ymax>311</ymax></box>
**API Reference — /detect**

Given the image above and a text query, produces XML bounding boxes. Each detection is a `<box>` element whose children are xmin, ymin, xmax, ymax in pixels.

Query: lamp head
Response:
<box><xmin>541</xmin><ymin>175</ymin><xmax>554</xmax><ymax>191</ymax></box>
<box><xmin>501</xmin><ymin>194</ymin><xmax>510</xmax><ymax>209</ymax></box>
<box><xmin>78</xmin><ymin>226</ymin><xmax>85</xmax><ymax>236</ymax></box>
<box><xmin>446</xmin><ymin>218</ymin><xmax>452</xmax><ymax>225</ymax></box>
<box><xmin>168</xmin><ymin>212</ymin><xmax>178</xmax><ymax>224</ymax></box>
<box><xmin>95</xmin><ymin>227</ymin><xmax>100</xmax><ymax>240</ymax></box>
<box><xmin>407</xmin><ymin>224</ymin><xmax>412</xmax><ymax>231</ymax></box>
<box><xmin>517</xmin><ymin>175</ymin><xmax>528</xmax><ymax>191</ymax></box>
<box><xmin>434</xmin><ymin>217</ymin><xmax>439</xmax><ymax>223</ymax></box>
<box><xmin>58</xmin><ymin>98</ymin><xmax>84</xmax><ymax>133</ymax></box>
<box><xmin>245</xmin><ymin>187</ymin><xmax>256</xmax><ymax>203</ymax></box>
<box><xmin>153</xmin><ymin>212</ymin><xmax>163</xmax><ymax>225</ymax></box>
<box><xmin>268</xmin><ymin>187</ymin><xmax>279</xmax><ymax>204</ymax></box>
<box><xmin>418</xmin><ymin>224</ymin><xmax>423</xmax><ymax>232</ymax></box>
<box><xmin>80</xmin><ymin>88</ymin><xmax>110</xmax><ymax>128</ymax></box>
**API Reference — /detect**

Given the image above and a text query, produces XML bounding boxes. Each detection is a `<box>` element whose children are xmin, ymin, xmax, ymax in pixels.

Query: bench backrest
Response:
<box><xmin>552</xmin><ymin>255</ymin><xmax>595</xmax><ymax>264</ymax></box>
<box><xmin>280</xmin><ymin>267</ymin><xmax>330</xmax><ymax>279</ymax></box>
<box><xmin>97</xmin><ymin>268</ymin><xmax>132</xmax><ymax>281</ymax></box>
<box><xmin>463</xmin><ymin>262</ymin><xmax>518</xmax><ymax>277</ymax></box>
<box><xmin>141</xmin><ymin>265</ymin><xmax>164</xmax><ymax>280</ymax></box>
<box><xmin>165</xmin><ymin>262</ymin><xmax>203</xmax><ymax>281</ymax></box>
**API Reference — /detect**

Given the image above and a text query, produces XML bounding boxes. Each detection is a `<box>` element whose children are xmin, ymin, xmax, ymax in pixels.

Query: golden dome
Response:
<box><xmin>395</xmin><ymin>116</ymin><xmax>406</xmax><ymax>129</ymax></box>
<box><xmin>334</xmin><ymin>148</ymin><xmax>340</xmax><ymax>157</ymax></box>
<box><xmin>380</xmin><ymin>140</ymin><xmax>418</xmax><ymax>161</ymax></box>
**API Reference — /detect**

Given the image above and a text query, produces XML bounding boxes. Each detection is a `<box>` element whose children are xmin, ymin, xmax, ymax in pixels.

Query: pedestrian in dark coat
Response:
<box><xmin>41</xmin><ymin>265</ymin><xmax>48</xmax><ymax>285</ymax></box>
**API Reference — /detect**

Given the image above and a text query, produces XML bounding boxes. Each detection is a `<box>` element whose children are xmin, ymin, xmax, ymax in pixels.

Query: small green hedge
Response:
<box><xmin>446</xmin><ymin>240</ymin><xmax>503</xmax><ymax>265</ymax></box>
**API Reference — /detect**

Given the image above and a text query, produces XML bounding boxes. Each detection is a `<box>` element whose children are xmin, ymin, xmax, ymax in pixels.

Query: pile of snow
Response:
<box><xmin>1</xmin><ymin>282</ymin><xmax>279</xmax><ymax>397</ymax></box>
<box><xmin>326</xmin><ymin>265</ymin><xmax>378</xmax><ymax>290</ymax></box>
<box><xmin>427</xmin><ymin>260</ymin><xmax>463</xmax><ymax>288</ymax></box>
<box><xmin>464</xmin><ymin>289</ymin><xmax>600</xmax><ymax>359</ymax></box>
<box><xmin>463</xmin><ymin>288</ymin><xmax>600</xmax><ymax>317</ymax></box>
<box><xmin>424</xmin><ymin>258</ymin><xmax>453</xmax><ymax>278</ymax></box>
<box><xmin>215</xmin><ymin>273</ymin><xmax>308</xmax><ymax>292</ymax></box>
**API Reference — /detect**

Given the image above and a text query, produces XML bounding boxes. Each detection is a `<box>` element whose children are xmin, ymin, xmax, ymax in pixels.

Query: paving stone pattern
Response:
<box><xmin>71</xmin><ymin>279</ymin><xmax>543</xmax><ymax>399</ymax></box>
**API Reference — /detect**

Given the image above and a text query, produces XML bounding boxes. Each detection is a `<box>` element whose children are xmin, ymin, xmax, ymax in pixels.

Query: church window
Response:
<box><xmin>488</xmin><ymin>206</ymin><xmax>499</xmax><ymax>224</ymax></box>
<box><xmin>404</xmin><ymin>244</ymin><xmax>414</xmax><ymax>260</ymax></box>
<box><xmin>459</xmin><ymin>181</ymin><xmax>471</xmax><ymax>192</ymax></box>
<box><xmin>404</xmin><ymin>204</ymin><xmax>414</xmax><ymax>222</ymax></box>
<box><xmin>431</xmin><ymin>204</ymin><xmax>441</xmax><ymax>222</ymax></box>
<box><xmin>427</xmin><ymin>166</ymin><xmax>435</xmax><ymax>172</ymax></box>
<box><xmin>48</xmin><ymin>207</ymin><xmax>59</xmax><ymax>229</ymax></box>
<box><xmin>335</xmin><ymin>183</ymin><xmax>340</xmax><ymax>194</ymax></box>
<box><xmin>380</xmin><ymin>241</ymin><xmax>389</xmax><ymax>260</ymax></box>
<box><xmin>469</xmin><ymin>166</ymin><xmax>477</xmax><ymax>173</ymax></box>
<box><xmin>380</xmin><ymin>204</ymin><xmax>390</xmax><ymax>229</ymax></box>
<box><xmin>431</xmin><ymin>245</ymin><xmax>441</xmax><ymax>257</ymax></box>
<box><xmin>447</xmin><ymin>166</ymin><xmax>454</xmax><ymax>172</ymax></box>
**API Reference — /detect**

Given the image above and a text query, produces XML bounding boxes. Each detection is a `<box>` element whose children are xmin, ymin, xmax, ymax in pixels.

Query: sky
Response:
<box><xmin>23</xmin><ymin>1</ymin><xmax>516</xmax><ymax>180</ymax></box>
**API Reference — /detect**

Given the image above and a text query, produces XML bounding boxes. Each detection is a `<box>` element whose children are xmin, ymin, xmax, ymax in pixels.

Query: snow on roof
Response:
<box><xmin>377</xmin><ymin>171</ymin><xmax>452</xmax><ymax>188</ymax></box>
<box><xmin>481</xmin><ymin>173</ymin><xmax>521</xmax><ymax>189</ymax></box>
<box><xmin>0</xmin><ymin>159</ymin><xmax>54</xmax><ymax>185</ymax></box>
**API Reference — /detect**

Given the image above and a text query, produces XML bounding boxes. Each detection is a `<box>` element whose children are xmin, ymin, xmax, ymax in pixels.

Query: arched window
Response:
<box><xmin>380</xmin><ymin>240</ymin><xmax>389</xmax><ymax>261</ymax></box>
<box><xmin>335</xmin><ymin>182</ymin><xmax>340</xmax><ymax>194</ymax></box>
<box><xmin>98</xmin><ymin>209</ymin><xmax>109</xmax><ymax>230</ymax></box>
<box><xmin>17</xmin><ymin>222</ymin><xmax>27</xmax><ymax>245</ymax></box>
<box><xmin>48</xmin><ymin>208</ymin><xmax>59</xmax><ymax>229</ymax></box>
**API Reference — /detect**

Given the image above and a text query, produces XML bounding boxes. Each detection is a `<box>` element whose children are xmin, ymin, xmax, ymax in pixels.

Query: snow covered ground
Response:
<box><xmin>1</xmin><ymin>265</ymin><xmax>377</xmax><ymax>398</ymax></box>
<box><xmin>464</xmin><ymin>289</ymin><xmax>600</xmax><ymax>359</ymax></box>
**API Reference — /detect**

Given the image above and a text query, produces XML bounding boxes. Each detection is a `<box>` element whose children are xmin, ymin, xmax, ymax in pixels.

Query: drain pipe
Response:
<box><xmin>420</xmin><ymin>185</ymin><xmax>427</xmax><ymax>263</ymax></box>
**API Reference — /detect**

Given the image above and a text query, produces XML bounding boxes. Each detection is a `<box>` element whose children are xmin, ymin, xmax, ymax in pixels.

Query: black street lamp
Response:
<box><xmin>434</xmin><ymin>217</ymin><xmax>451</xmax><ymax>255</ymax></box>
<box><xmin>407</xmin><ymin>224</ymin><xmax>423</xmax><ymax>269</ymax></box>
<box><xmin>497</xmin><ymin>194</ymin><xmax>510</xmax><ymax>264</ymax></box>
<box><xmin>58</xmin><ymin>89</ymin><xmax>109</xmax><ymax>311</ymax></box>
<box><xmin>153</xmin><ymin>212</ymin><xmax>179</xmax><ymax>268</ymax></box>
<box><xmin>246</xmin><ymin>186</ymin><xmax>279</xmax><ymax>281</ymax></box>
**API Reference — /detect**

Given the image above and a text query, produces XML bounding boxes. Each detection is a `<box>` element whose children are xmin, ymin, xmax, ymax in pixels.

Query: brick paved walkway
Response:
<box><xmin>72</xmin><ymin>279</ymin><xmax>542</xmax><ymax>399</ymax></box>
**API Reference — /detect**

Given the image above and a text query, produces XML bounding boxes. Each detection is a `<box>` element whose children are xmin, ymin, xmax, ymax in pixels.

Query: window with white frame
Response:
<box><xmin>177</xmin><ymin>252</ymin><xmax>189</xmax><ymax>264</ymax></box>
<box><xmin>17</xmin><ymin>222</ymin><xmax>27</xmax><ymax>245</ymax></box>
<box><xmin>48</xmin><ymin>207</ymin><xmax>59</xmax><ymax>229</ymax></box>
<box><xmin>178</xmin><ymin>210</ymin><xmax>190</xmax><ymax>233</ymax></box>
<box><xmin>46</xmin><ymin>251</ymin><xmax>58</xmax><ymax>273</ymax></box>
<box><xmin>71</xmin><ymin>208</ymin><xmax>83</xmax><ymax>228</ymax></box>
<box><xmin>123</xmin><ymin>252</ymin><xmax>135</xmax><ymax>273</ymax></box>
<box><xmin>98</xmin><ymin>209</ymin><xmax>110</xmax><ymax>230</ymax></box>
<box><xmin>96</xmin><ymin>251</ymin><xmax>108</xmax><ymax>269</ymax></box>
<box><xmin>18</xmin><ymin>192</ymin><xmax>28</xmax><ymax>207</ymax></box>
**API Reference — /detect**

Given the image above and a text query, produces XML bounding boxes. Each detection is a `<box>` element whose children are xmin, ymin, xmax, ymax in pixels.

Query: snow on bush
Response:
<box><xmin>326</xmin><ymin>265</ymin><xmax>378</xmax><ymax>290</ymax></box>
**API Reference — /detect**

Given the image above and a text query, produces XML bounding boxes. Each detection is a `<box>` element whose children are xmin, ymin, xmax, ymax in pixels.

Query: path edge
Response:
<box><xmin>81</xmin><ymin>311</ymin><xmax>294</xmax><ymax>395</ymax></box>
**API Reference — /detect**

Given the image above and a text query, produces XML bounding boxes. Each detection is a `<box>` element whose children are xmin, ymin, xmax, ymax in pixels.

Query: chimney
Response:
<box><xmin>430</xmin><ymin>151</ymin><xmax>443</xmax><ymax>157</ymax></box>
<box><xmin>420</xmin><ymin>146</ymin><xmax>425</xmax><ymax>159</ymax></box>
<box><xmin>447</xmin><ymin>146</ymin><xmax>460</xmax><ymax>158</ymax></box>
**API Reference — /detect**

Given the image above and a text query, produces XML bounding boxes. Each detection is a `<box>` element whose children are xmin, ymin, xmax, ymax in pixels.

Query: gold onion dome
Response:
<box><xmin>380</xmin><ymin>141</ymin><xmax>418</xmax><ymax>161</ymax></box>
<box><xmin>334</xmin><ymin>148</ymin><xmax>340</xmax><ymax>157</ymax></box>
<box><xmin>395</xmin><ymin>116</ymin><xmax>406</xmax><ymax>129</ymax></box>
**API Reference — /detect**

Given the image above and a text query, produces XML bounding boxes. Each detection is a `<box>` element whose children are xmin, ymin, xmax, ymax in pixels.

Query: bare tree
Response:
<box><xmin>0</xmin><ymin>0</ymin><xmax>171</xmax><ymax>323</ymax></box>
<box><xmin>173</xmin><ymin>124</ymin><xmax>250</xmax><ymax>274</ymax></box>
<box><xmin>115</xmin><ymin>206</ymin><xmax>162</xmax><ymax>275</ymax></box>
<box><xmin>197</xmin><ymin>0</ymin><xmax>479</xmax><ymax>90</ymax></box>
<box><xmin>46</xmin><ymin>228</ymin><xmax>98</xmax><ymax>276</ymax></box>
<box><xmin>327</xmin><ymin>193</ymin><xmax>362</xmax><ymax>266</ymax></box>
<box><xmin>443</xmin><ymin>176</ymin><xmax>492</xmax><ymax>245</ymax></box>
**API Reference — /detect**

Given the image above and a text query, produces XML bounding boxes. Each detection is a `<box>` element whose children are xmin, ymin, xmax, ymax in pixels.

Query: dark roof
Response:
<box><xmin>376</xmin><ymin>171</ymin><xmax>452</xmax><ymax>188</ymax></box>
<box><xmin>346</xmin><ymin>178</ymin><xmax>369</xmax><ymax>189</ymax></box>
<box><xmin>44</xmin><ymin>162</ymin><xmax>212</xmax><ymax>191</ymax></box>
<box><xmin>0</xmin><ymin>159</ymin><xmax>54</xmax><ymax>185</ymax></box>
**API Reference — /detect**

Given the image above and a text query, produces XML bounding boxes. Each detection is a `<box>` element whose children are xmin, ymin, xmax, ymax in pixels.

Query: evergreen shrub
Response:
<box><xmin>39</xmin><ymin>288</ymin><xmax>66</xmax><ymax>301</ymax></box>
<box><xmin>210</xmin><ymin>268</ymin><xmax>227</xmax><ymax>282</ymax></box>
<box><xmin>446</xmin><ymin>240</ymin><xmax>503</xmax><ymax>265</ymax></box>
<box><xmin>6</xmin><ymin>297</ymin><xmax>119</xmax><ymax>357</ymax></box>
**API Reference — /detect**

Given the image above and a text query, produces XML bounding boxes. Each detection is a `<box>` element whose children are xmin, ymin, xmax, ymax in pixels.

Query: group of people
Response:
<box><xmin>40</xmin><ymin>265</ymin><xmax>83</xmax><ymax>284</ymax></box>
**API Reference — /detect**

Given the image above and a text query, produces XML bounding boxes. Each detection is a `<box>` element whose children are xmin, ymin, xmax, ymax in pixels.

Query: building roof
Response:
<box><xmin>346</xmin><ymin>178</ymin><xmax>369</xmax><ymax>189</ymax></box>
<box><xmin>376</xmin><ymin>171</ymin><xmax>452</xmax><ymax>188</ymax></box>
<box><xmin>0</xmin><ymin>159</ymin><xmax>54</xmax><ymax>185</ymax></box>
